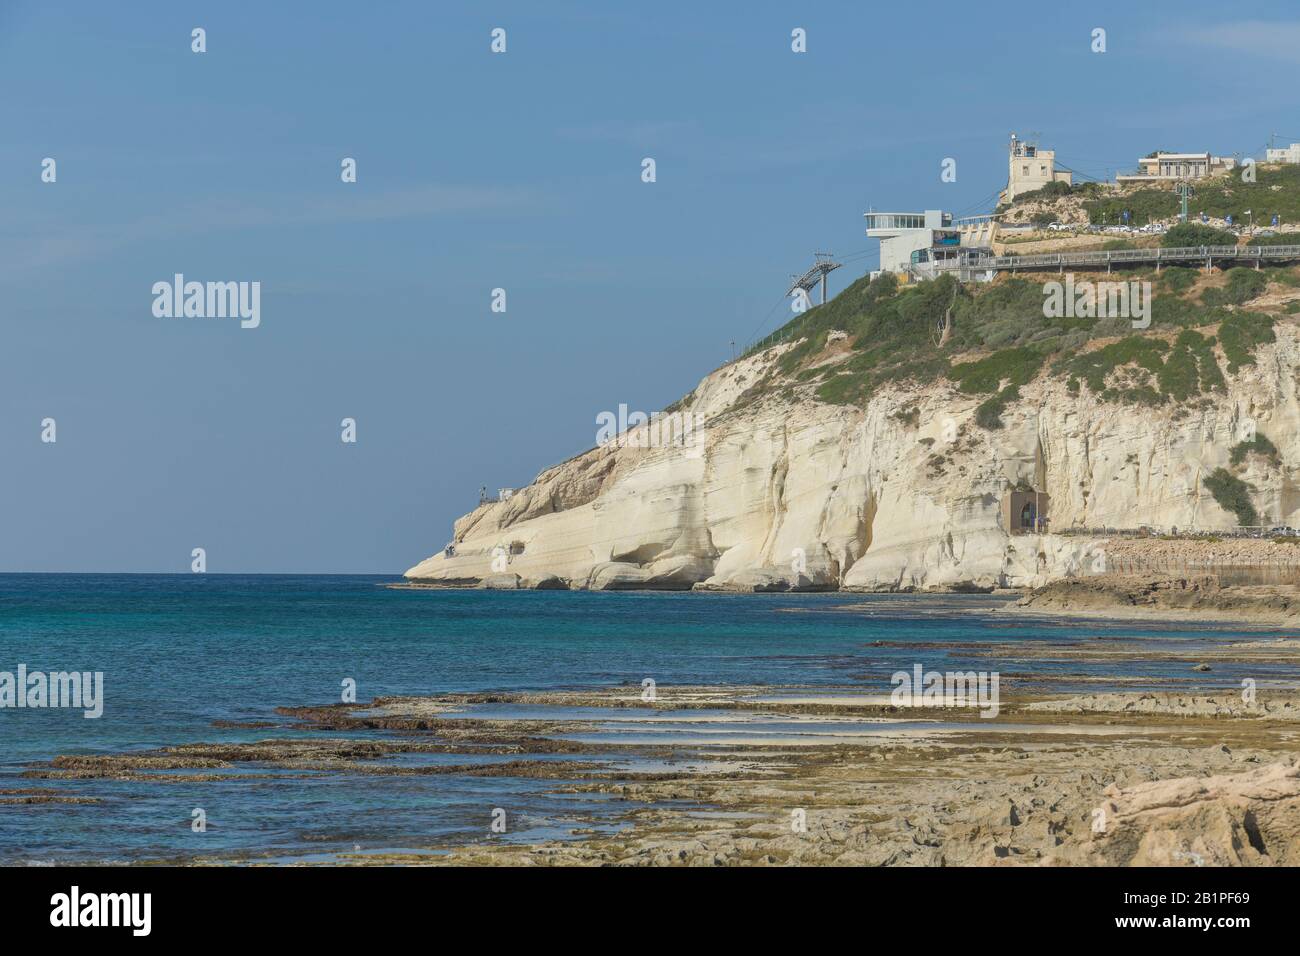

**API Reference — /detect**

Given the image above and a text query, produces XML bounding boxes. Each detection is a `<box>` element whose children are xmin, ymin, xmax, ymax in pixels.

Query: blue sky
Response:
<box><xmin>4</xmin><ymin>0</ymin><xmax>1300</xmax><ymax>572</ymax></box>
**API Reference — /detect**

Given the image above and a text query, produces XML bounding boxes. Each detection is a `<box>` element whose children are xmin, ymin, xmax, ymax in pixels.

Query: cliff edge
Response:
<box><xmin>406</xmin><ymin>267</ymin><xmax>1300</xmax><ymax>591</ymax></box>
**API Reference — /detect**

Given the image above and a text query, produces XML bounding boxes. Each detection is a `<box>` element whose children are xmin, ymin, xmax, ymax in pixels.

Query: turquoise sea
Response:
<box><xmin>0</xmin><ymin>574</ymin><xmax>1287</xmax><ymax>864</ymax></box>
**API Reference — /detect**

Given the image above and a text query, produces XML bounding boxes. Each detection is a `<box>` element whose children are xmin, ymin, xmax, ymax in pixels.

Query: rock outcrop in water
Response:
<box><xmin>1014</xmin><ymin>573</ymin><xmax>1300</xmax><ymax>621</ymax></box>
<box><xmin>406</xmin><ymin>318</ymin><xmax>1300</xmax><ymax>591</ymax></box>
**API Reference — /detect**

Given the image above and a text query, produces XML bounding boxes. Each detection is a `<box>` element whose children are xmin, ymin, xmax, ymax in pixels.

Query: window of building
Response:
<box><xmin>866</xmin><ymin>213</ymin><xmax>926</xmax><ymax>230</ymax></box>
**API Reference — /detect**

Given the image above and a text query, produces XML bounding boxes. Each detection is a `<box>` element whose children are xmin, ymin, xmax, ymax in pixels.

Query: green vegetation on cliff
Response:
<box><xmin>1203</xmin><ymin>468</ymin><xmax>1259</xmax><ymax>527</ymax></box>
<box><xmin>1202</xmin><ymin>268</ymin><xmax>1268</xmax><ymax>307</ymax></box>
<box><xmin>748</xmin><ymin>258</ymin><xmax>1288</xmax><ymax>429</ymax></box>
<box><xmin>1218</xmin><ymin>309</ymin><xmax>1276</xmax><ymax>370</ymax></box>
<box><xmin>1230</xmin><ymin>432</ymin><xmax>1280</xmax><ymax>467</ymax></box>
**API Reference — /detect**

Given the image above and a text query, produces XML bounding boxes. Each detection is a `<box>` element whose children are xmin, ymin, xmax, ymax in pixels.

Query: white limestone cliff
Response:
<box><xmin>405</xmin><ymin>323</ymin><xmax>1300</xmax><ymax>591</ymax></box>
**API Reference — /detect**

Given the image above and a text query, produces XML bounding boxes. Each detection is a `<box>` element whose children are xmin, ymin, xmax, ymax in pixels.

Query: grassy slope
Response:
<box><xmin>742</xmin><ymin>265</ymin><xmax>1289</xmax><ymax>424</ymax></box>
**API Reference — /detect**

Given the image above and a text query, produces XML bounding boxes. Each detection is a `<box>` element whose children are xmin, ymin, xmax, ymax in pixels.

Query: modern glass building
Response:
<box><xmin>864</xmin><ymin>209</ymin><xmax>959</xmax><ymax>273</ymax></box>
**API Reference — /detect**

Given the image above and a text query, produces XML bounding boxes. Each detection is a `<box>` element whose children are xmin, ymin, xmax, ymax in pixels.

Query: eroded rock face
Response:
<box><xmin>405</xmin><ymin>326</ymin><xmax>1300</xmax><ymax>590</ymax></box>
<box><xmin>1055</xmin><ymin>759</ymin><xmax>1300</xmax><ymax>866</ymax></box>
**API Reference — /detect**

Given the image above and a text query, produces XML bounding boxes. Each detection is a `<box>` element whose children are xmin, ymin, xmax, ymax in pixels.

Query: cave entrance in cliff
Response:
<box><xmin>1002</xmin><ymin>490</ymin><xmax>1050</xmax><ymax>534</ymax></box>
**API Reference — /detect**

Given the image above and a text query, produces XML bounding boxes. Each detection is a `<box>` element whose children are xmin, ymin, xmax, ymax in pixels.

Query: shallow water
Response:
<box><xmin>0</xmin><ymin>574</ymin><xmax>1292</xmax><ymax>863</ymax></box>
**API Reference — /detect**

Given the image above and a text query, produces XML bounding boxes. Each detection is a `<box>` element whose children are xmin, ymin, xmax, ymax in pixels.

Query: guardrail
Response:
<box><xmin>978</xmin><ymin>244</ymin><xmax>1300</xmax><ymax>273</ymax></box>
<box><xmin>1056</xmin><ymin>526</ymin><xmax>1297</xmax><ymax>539</ymax></box>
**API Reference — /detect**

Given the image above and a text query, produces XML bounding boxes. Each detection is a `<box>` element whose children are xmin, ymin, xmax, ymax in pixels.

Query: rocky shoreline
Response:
<box><xmin>1011</xmin><ymin>573</ymin><xmax>1300</xmax><ymax>624</ymax></box>
<box><xmin>391</xmin><ymin>571</ymin><xmax>1300</xmax><ymax>628</ymax></box>
<box><xmin>12</xmin><ymin>621</ymin><xmax>1300</xmax><ymax>866</ymax></box>
<box><xmin>345</xmin><ymin>685</ymin><xmax>1300</xmax><ymax>866</ymax></box>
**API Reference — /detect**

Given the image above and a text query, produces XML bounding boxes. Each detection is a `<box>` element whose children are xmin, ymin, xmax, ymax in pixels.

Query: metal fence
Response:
<box><xmin>1057</xmin><ymin>526</ymin><xmax>1297</xmax><ymax>540</ymax></box>
<box><xmin>979</xmin><ymin>243</ymin><xmax>1300</xmax><ymax>273</ymax></box>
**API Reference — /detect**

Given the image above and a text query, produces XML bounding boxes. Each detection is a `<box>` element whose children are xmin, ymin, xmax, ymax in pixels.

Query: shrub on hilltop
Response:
<box><xmin>1163</xmin><ymin>223</ymin><xmax>1236</xmax><ymax>248</ymax></box>
<box><xmin>1201</xmin><ymin>267</ymin><xmax>1267</xmax><ymax>308</ymax></box>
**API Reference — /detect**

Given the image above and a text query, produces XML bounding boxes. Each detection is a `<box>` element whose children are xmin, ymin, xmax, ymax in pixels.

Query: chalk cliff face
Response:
<box><xmin>405</xmin><ymin>323</ymin><xmax>1300</xmax><ymax>591</ymax></box>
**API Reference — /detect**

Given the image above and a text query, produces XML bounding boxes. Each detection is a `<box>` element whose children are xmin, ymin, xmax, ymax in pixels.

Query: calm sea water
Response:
<box><xmin>0</xmin><ymin>574</ymin><xmax>1286</xmax><ymax>864</ymax></box>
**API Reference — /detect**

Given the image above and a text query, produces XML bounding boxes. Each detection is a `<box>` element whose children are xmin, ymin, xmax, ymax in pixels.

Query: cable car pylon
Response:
<box><xmin>786</xmin><ymin>252</ymin><xmax>842</xmax><ymax>307</ymax></box>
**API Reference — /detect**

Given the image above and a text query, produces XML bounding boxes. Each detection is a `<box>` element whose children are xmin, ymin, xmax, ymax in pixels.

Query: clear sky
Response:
<box><xmin>4</xmin><ymin>0</ymin><xmax>1300</xmax><ymax>572</ymax></box>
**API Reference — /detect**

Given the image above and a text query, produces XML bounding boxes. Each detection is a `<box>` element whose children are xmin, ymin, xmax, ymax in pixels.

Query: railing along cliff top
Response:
<box><xmin>974</xmin><ymin>243</ymin><xmax>1300</xmax><ymax>273</ymax></box>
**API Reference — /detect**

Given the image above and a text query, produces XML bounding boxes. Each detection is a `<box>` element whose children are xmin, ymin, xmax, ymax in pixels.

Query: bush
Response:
<box><xmin>1230</xmin><ymin>432</ymin><xmax>1280</xmax><ymax>467</ymax></box>
<box><xmin>1203</xmin><ymin>468</ymin><xmax>1258</xmax><ymax>526</ymax></box>
<box><xmin>974</xmin><ymin>386</ymin><xmax>1020</xmax><ymax>430</ymax></box>
<box><xmin>1012</xmin><ymin>180</ymin><xmax>1075</xmax><ymax>204</ymax></box>
<box><xmin>892</xmin><ymin>405</ymin><xmax>921</xmax><ymax>427</ymax></box>
<box><xmin>816</xmin><ymin>373</ymin><xmax>866</xmax><ymax>406</ymax></box>
<box><xmin>1155</xmin><ymin>341</ymin><xmax>1199</xmax><ymax>401</ymax></box>
<box><xmin>1201</xmin><ymin>267</ymin><xmax>1267</xmax><ymax>307</ymax></box>
<box><xmin>948</xmin><ymin>347</ymin><xmax>1044</xmax><ymax>394</ymax></box>
<box><xmin>946</xmin><ymin>278</ymin><xmax>1063</xmax><ymax>352</ymax></box>
<box><xmin>1160</xmin><ymin>266</ymin><xmax>1197</xmax><ymax>294</ymax></box>
<box><xmin>1181</xmin><ymin>330</ymin><xmax>1225</xmax><ymax>391</ymax></box>
<box><xmin>1163</xmin><ymin>223</ymin><xmax>1236</xmax><ymax>248</ymax></box>
<box><xmin>1218</xmin><ymin>311</ymin><xmax>1275</xmax><ymax>372</ymax></box>
<box><xmin>1064</xmin><ymin>337</ymin><xmax>1168</xmax><ymax>394</ymax></box>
